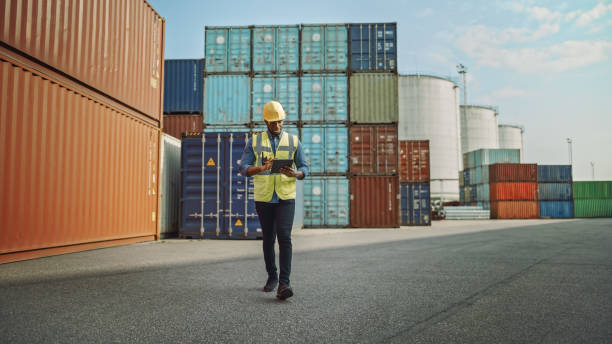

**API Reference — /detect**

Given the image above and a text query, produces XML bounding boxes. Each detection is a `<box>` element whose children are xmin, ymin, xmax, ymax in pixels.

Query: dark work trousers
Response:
<box><xmin>255</xmin><ymin>199</ymin><xmax>295</xmax><ymax>286</ymax></box>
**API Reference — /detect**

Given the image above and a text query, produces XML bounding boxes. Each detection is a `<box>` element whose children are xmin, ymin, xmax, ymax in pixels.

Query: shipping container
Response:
<box><xmin>538</xmin><ymin>165</ymin><xmax>572</xmax><ymax>183</ymax></box>
<box><xmin>476</xmin><ymin>183</ymin><xmax>490</xmax><ymax>201</ymax></box>
<box><xmin>204</xmin><ymin>75</ymin><xmax>250</xmax><ymax>124</ymax></box>
<box><xmin>400</xmin><ymin>182</ymin><xmax>431</xmax><ymax>226</ymax></box>
<box><xmin>349</xmin><ymin>73</ymin><xmax>398</xmax><ymax>123</ymax></box>
<box><xmin>464</xmin><ymin>166</ymin><xmax>490</xmax><ymax>185</ymax></box>
<box><xmin>489</xmin><ymin>182</ymin><xmax>538</xmax><ymax>201</ymax></box>
<box><xmin>163</xmin><ymin>59</ymin><xmax>204</xmax><ymax>114</ymax></box>
<box><xmin>538</xmin><ymin>183</ymin><xmax>573</xmax><ymax>201</ymax></box>
<box><xmin>160</xmin><ymin>134</ymin><xmax>181</xmax><ymax>237</ymax></box>
<box><xmin>489</xmin><ymin>164</ymin><xmax>538</xmax><ymax>182</ymax></box>
<box><xmin>490</xmin><ymin>201</ymin><xmax>539</xmax><ymax>219</ymax></box>
<box><xmin>300</xmin><ymin>74</ymin><xmax>348</xmax><ymax>122</ymax></box>
<box><xmin>539</xmin><ymin>201</ymin><xmax>574</xmax><ymax>219</ymax></box>
<box><xmin>463</xmin><ymin>169</ymin><xmax>471</xmax><ymax>187</ymax></box>
<box><xmin>304</xmin><ymin>177</ymin><xmax>349</xmax><ymax>227</ymax></box>
<box><xmin>301</xmin><ymin>125</ymin><xmax>348</xmax><ymax>174</ymax></box>
<box><xmin>573</xmin><ymin>199</ymin><xmax>612</xmax><ymax>217</ymax></box>
<box><xmin>253</xmin><ymin>25</ymin><xmax>299</xmax><ymax>73</ymax></box>
<box><xmin>163</xmin><ymin>115</ymin><xmax>203</xmax><ymax>139</ymax></box>
<box><xmin>459</xmin><ymin>170</ymin><xmax>465</xmax><ymax>187</ymax></box>
<box><xmin>349</xmin><ymin>23</ymin><xmax>397</xmax><ymax>72</ymax></box>
<box><xmin>459</xmin><ymin>187</ymin><xmax>465</xmax><ymax>203</ymax></box>
<box><xmin>0</xmin><ymin>0</ymin><xmax>165</xmax><ymax>121</ymax></box>
<box><xmin>205</xmin><ymin>26</ymin><xmax>250</xmax><ymax>73</ymax></box>
<box><xmin>350</xmin><ymin>176</ymin><xmax>400</xmax><ymax>228</ymax></box>
<box><xmin>572</xmin><ymin>181</ymin><xmax>612</xmax><ymax>199</ymax></box>
<box><xmin>349</xmin><ymin>125</ymin><xmax>398</xmax><ymax>175</ymax></box>
<box><xmin>464</xmin><ymin>186</ymin><xmax>475</xmax><ymax>203</ymax></box>
<box><xmin>0</xmin><ymin>54</ymin><xmax>159</xmax><ymax>264</ymax></box>
<box><xmin>398</xmin><ymin>141</ymin><xmax>430</xmax><ymax>182</ymax></box>
<box><xmin>463</xmin><ymin>149</ymin><xmax>520</xmax><ymax>170</ymax></box>
<box><xmin>301</xmin><ymin>24</ymin><xmax>348</xmax><ymax>71</ymax></box>
<box><xmin>203</xmin><ymin>125</ymin><xmax>251</xmax><ymax>133</ymax></box>
<box><xmin>180</xmin><ymin>132</ymin><xmax>261</xmax><ymax>239</ymax></box>
<box><xmin>252</xmin><ymin>74</ymin><xmax>299</xmax><ymax>122</ymax></box>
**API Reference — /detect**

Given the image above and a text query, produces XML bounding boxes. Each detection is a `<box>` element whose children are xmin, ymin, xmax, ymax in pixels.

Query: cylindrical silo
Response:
<box><xmin>498</xmin><ymin>124</ymin><xmax>524</xmax><ymax>161</ymax></box>
<box><xmin>460</xmin><ymin>105</ymin><xmax>499</xmax><ymax>155</ymax></box>
<box><xmin>398</xmin><ymin>75</ymin><xmax>461</xmax><ymax>202</ymax></box>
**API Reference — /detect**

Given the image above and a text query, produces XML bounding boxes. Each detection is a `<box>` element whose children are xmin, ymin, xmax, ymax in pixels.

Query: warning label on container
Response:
<box><xmin>235</xmin><ymin>219</ymin><xmax>243</xmax><ymax>226</ymax></box>
<box><xmin>206</xmin><ymin>157</ymin><xmax>215</xmax><ymax>166</ymax></box>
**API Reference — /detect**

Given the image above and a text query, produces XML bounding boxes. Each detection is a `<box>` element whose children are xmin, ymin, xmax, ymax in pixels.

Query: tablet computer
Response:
<box><xmin>270</xmin><ymin>159</ymin><xmax>294</xmax><ymax>174</ymax></box>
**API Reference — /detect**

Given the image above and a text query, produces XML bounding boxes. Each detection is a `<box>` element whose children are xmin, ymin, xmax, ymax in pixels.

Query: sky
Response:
<box><xmin>148</xmin><ymin>0</ymin><xmax>612</xmax><ymax>180</ymax></box>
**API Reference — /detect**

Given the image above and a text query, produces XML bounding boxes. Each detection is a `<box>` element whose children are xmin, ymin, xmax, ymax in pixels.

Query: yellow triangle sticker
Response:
<box><xmin>235</xmin><ymin>219</ymin><xmax>243</xmax><ymax>226</ymax></box>
<box><xmin>206</xmin><ymin>157</ymin><xmax>216</xmax><ymax>166</ymax></box>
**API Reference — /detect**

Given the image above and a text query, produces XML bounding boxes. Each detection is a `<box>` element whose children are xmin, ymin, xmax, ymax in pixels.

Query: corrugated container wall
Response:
<box><xmin>350</xmin><ymin>73</ymin><xmax>398</xmax><ymax>123</ymax></box>
<box><xmin>204</xmin><ymin>75</ymin><xmax>250</xmax><ymax>124</ymax></box>
<box><xmin>540</xmin><ymin>201</ymin><xmax>574</xmax><ymax>218</ymax></box>
<box><xmin>349</xmin><ymin>23</ymin><xmax>397</xmax><ymax>72</ymax></box>
<box><xmin>252</xmin><ymin>75</ymin><xmax>299</xmax><ymax>123</ymax></box>
<box><xmin>538</xmin><ymin>183</ymin><xmax>573</xmax><ymax>201</ymax></box>
<box><xmin>398</xmin><ymin>141</ymin><xmax>430</xmax><ymax>182</ymax></box>
<box><xmin>163</xmin><ymin>115</ymin><xmax>203</xmax><ymax>140</ymax></box>
<box><xmin>0</xmin><ymin>0</ymin><xmax>165</xmax><ymax>122</ymax></box>
<box><xmin>489</xmin><ymin>182</ymin><xmax>538</xmax><ymax>201</ymax></box>
<box><xmin>490</xmin><ymin>201</ymin><xmax>539</xmax><ymax>219</ymax></box>
<box><xmin>301</xmin><ymin>24</ymin><xmax>348</xmax><ymax>72</ymax></box>
<box><xmin>460</xmin><ymin>105</ymin><xmax>499</xmax><ymax>155</ymax></box>
<box><xmin>159</xmin><ymin>134</ymin><xmax>181</xmax><ymax>237</ymax></box>
<box><xmin>205</xmin><ymin>26</ymin><xmax>250</xmax><ymax>73</ymax></box>
<box><xmin>301</xmin><ymin>74</ymin><xmax>348</xmax><ymax>122</ymax></box>
<box><xmin>350</xmin><ymin>176</ymin><xmax>400</xmax><ymax>228</ymax></box>
<box><xmin>400</xmin><ymin>182</ymin><xmax>431</xmax><ymax>226</ymax></box>
<box><xmin>163</xmin><ymin>59</ymin><xmax>204</xmax><ymax>114</ymax></box>
<box><xmin>489</xmin><ymin>164</ymin><xmax>538</xmax><ymax>182</ymax></box>
<box><xmin>572</xmin><ymin>181</ymin><xmax>612</xmax><ymax>199</ymax></box>
<box><xmin>349</xmin><ymin>125</ymin><xmax>398</xmax><ymax>175</ymax></box>
<box><xmin>463</xmin><ymin>149</ymin><xmax>520</xmax><ymax>170</ymax></box>
<box><xmin>253</xmin><ymin>25</ymin><xmax>299</xmax><ymax>73</ymax></box>
<box><xmin>0</xmin><ymin>55</ymin><xmax>160</xmax><ymax>263</ymax></box>
<box><xmin>573</xmin><ymin>199</ymin><xmax>612</xmax><ymax>217</ymax></box>
<box><xmin>304</xmin><ymin>177</ymin><xmax>349</xmax><ymax>227</ymax></box>
<box><xmin>538</xmin><ymin>165</ymin><xmax>572</xmax><ymax>183</ymax></box>
<box><xmin>301</xmin><ymin>125</ymin><xmax>348</xmax><ymax>174</ymax></box>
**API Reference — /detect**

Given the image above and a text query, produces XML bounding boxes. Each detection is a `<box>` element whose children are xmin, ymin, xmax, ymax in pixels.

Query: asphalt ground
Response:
<box><xmin>1</xmin><ymin>219</ymin><xmax>611</xmax><ymax>343</ymax></box>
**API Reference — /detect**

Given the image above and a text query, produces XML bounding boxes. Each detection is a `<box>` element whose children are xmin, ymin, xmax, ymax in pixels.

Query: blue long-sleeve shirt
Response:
<box><xmin>239</xmin><ymin>129</ymin><xmax>309</xmax><ymax>203</ymax></box>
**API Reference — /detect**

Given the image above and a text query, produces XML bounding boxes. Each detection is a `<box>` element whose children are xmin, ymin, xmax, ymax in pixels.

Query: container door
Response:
<box><xmin>325</xmin><ymin>126</ymin><xmax>348</xmax><ymax>174</ymax></box>
<box><xmin>325</xmin><ymin>74</ymin><xmax>348</xmax><ymax>121</ymax></box>
<box><xmin>304</xmin><ymin>178</ymin><xmax>325</xmax><ymax>227</ymax></box>
<box><xmin>326</xmin><ymin>177</ymin><xmax>350</xmax><ymax>227</ymax></box>
<box><xmin>350</xmin><ymin>126</ymin><xmax>375</xmax><ymax>174</ymax></box>
<box><xmin>300</xmin><ymin>75</ymin><xmax>325</xmax><ymax>122</ymax></box>
<box><xmin>302</xmin><ymin>127</ymin><xmax>325</xmax><ymax>173</ymax></box>
<box><xmin>301</xmin><ymin>26</ymin><xmax>324</xmax><ymax>71</ymax></box>
<box><xmin>253</xmin><ymin>27</ymin><xmax>276</xmax><ymax>72</ymax></box>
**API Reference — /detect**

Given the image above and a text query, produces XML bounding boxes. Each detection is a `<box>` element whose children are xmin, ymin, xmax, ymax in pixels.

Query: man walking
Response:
<box><xmin>239</xmin><ymin>100</ymin><xmax>309</xmax><ymax>300</ymax></box>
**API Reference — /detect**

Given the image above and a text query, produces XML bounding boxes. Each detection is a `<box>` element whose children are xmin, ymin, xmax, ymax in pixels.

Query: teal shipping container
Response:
<box><xmin>205</xmin><ymin>26</ymin><xmax>250</xmax><ymax>73</ymax></box>
<box><xmin>476</xmin><ymin>183</ymin><xmax>490</xmax><ymax>201</ymax></box>
<box><xmin>301</xmin><ymin>24</ymin><xmax>348</xmax><ymax>71</ymax></box>
<box><xmin>463</xmin><ymin>149</ymin><xmax>520</xmax><ymax>169</ymax></box>
<box><xmin>253</xmin><ymin>26</ymin><xmax>299</xmax><ymax>73</ymax></box>
<box><xmin>301</xmin><ymin>125</ymin><xmax>349</xmax><ymax>174</ymax></box>
<box><xmin>204</xmin><ymin>75</ymin><xmax>250</xmax><ymax>124</ymax></box>
<box><xmin>252</xmin><ymin>75</ymin><xmax>299</xmax><ymax>122</ymax></box>
<box><xmin>304</xmin><ymin>177</ymin><xmax>350</xmax><ymax>227</ymax></box>
<box><xmin>301</xmin><ymin>74</ymin><xmax>348</xmax><ymax>122</ymax></box>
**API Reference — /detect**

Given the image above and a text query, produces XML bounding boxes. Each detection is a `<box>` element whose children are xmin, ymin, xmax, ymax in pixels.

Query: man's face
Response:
<box><xmin>265</xmin><ymin>120</ymin><xmax>283</xmax><ymax>135</ymax></box>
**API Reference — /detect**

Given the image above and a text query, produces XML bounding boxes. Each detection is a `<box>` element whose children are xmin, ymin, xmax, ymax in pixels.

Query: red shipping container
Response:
<box><xmin>489</xmin><ymin>182</ymin><xmax>538</xmax><ymax>201</ymax></box>
<box><xmin>489</xmin><ymin>164</ymin><xmax>538</xmax><ymax>182</ymax></box>
<box><xmin>163</xmin><ymin>115</ymin><xmax>203</xmax><ymax>139</ymax></box>
<box><xmin>0</xmin><ymin>0</ymin><xmax>165</xmax><ymax>122</ymax></box>
<box><xmin>398</xmin><ymin>140</ymin><xmax>430</xmax><ymax>182</ymax></box>
<box><xmin>490</xmin><ymin>201</ymin><xmax>539</xmax><ymax>219</ymax></box>
<box><xmin>350</xmin><ymin>176</ymin><xmax>399</xmax><ymax>228</ymax></box>
<box><xmin>350</xmin><ymin>124</ymin><xmax>398</xmax><ymax>175</ymax></box>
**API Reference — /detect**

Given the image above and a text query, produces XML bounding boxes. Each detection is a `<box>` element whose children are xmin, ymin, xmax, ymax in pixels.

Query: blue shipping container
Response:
<box><xmin>301</xmin><ymin>125</ymin><xmax>348</xmax><ymax>174</ymax></box>
<box><xmin>538</xmin><ymin>183</ymin><xmax>573</xmax><ymax>201</ymax></box>
<box><xmin>251</xmin><ymin>75</ymin><xmax>299</xmax><ymax>122</ymax></box>
<box><xmin>164</xmin><ymin>59</ymin><xmax>204</xmax><ymax>114</ymax></box>
<box><xmin>538</xmin><ymin>165</ymin><xmax>573</xmax><ymax>183</ymax></box>
<box><xmin>205</xmin><ymin>27</ymin><xmax>250</xmax><ymax>72</ymax></box>
<box><xmin>204</xmin><ymin>75</ymin><xmax>250</xmax><ymax>124</ymax></box>
<box><xmin>253</xmin><ymin>26</ymin><xmax>299</xmax><ymax>73</ymax></box>
<box><xmin>400</xmin><ymin>182</ymin><xmax>431</xmax><ymax>226</ymax></box>
<box><xmin>301</xmin><ymin>24</ymin><xmax>348</xmax><ymax>71</ymax></box>
<box><xmin>301</xmin><ymin>74</ymin><xmax>348</xmax><ymax>122</ymax></box>
<box><xmin>539</xmin><ymin>201</ymin><xmax>574</xmax><ymax>218</ymax></box>
<box><xmin>304</xmin><ymin>176</ymin><xmax>349</xmax><ymax>227</ymax></box>
<box><xmin>349</xmin><ymin>23</ymin><xmax>397</xmax><ymax>72</ymax></box>
<box><xmin>180</xmin><ymin>132</ymin><xmax>261</xmax><ymax>239</ymax></box>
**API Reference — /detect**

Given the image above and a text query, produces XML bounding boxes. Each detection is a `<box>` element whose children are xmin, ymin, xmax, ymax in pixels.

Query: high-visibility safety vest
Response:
<box><xmin>252</xmin><ymin>131</ymin><xmax>298</xmax><ymax>202</ymax></box>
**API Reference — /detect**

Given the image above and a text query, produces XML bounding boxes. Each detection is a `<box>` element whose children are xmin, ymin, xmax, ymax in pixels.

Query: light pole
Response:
<box><xmin>457</xmin><ymin>64</ymin><xmax>467</xmax><ymax>105</ymax></box>
<box><xmin>591</xmin><ymin>162</ymin><xmax>595</xmax><ymax>180</ymax></box>
<box><xmin>566</xmin><ymin>138</ymin><xmax>573</xmax><ymax>166</ymax></box>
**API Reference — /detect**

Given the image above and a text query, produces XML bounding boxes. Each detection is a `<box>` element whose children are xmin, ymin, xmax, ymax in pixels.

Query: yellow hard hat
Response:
<box><xmin>262</xmin><ymin>101</ymin><xmax>286</xmax><ymax>121</ymax></box>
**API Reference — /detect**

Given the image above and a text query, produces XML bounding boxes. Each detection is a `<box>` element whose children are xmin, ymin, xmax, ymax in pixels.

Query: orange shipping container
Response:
<box><xmin>490</xmin><ymin>201</ymin><xmax>539</xmax><ymax>219</ymax></box>
<box><xmin>349</xmin><ymin>124</ymin><xmax>398</xmax><ymax>175</ymax></box>
<box><xmin>350</xmin><ymin>176</ymin><xmax>399</xmax><ymax>227</ymax></box>
<box><xmin>398</xmin><ymin>140</ymin><xmax>430</xmax><ymax>182</ymax></box>
<box><xmin>489</xmin><ymin>182</ymin><xmax>538</xmax><ymax>201</ymax></box>
<box><xmin>163</xmin><ymin>115</ymin><xmax>203</xmax><ymax>139</ymax></box>
<box><xmin>0</xmin><ymin>51</ymin><xmax>160</xmax><ymax>264</ymax></box>
<box><xmin>0</xmin><ymin>0</ymin><xmax>165</xmax><ymax>122</ymax></box>
<box><xmin>489</xmin><ymin>163</ymin><xmax>538</xmax><ymax>182</ymax></box>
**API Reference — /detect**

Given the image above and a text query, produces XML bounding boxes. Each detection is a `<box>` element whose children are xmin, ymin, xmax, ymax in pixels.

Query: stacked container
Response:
<box><xmin>0</xmin><ymin>0</ymin><xmax>165</xmax><ymax>263</ymax></box>
<box><xmin>163</xmin><ymin>59</ymin><xmax>205</xmax><ymax>139</ymax></box>
<box><xmin>488</xmin><ymin>164</ymin><xmax>539</xmax><ymax>219</ymax></box>
<box><xmin>398</xmin><ymin>141</ymin><xmax>431</xmax><ymax>226</ymax></box>
<box><xmin>538</xmin><ymin>165</ymin><xmax>574</xmax><ymax>218</ymax></box>
<box><xmin>573</xmin><ymin>181</ymin><xmax>612</xmax><ymax>217</ymax></box>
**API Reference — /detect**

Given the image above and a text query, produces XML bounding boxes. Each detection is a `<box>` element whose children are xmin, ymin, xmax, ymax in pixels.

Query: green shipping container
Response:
<box><xmin>350</xmin><ymin>73</ymin><xmax>398</xmax><ymax>123</ymax></box>
<box><xmin>573</xmin><ymin>181</ymin><xmax>612</xmax><ymax>199</ymax></box>
<box><xmin>573</xmin><ymin>199</ymin><xmax>612</xmax><ymax>217</ymax></box>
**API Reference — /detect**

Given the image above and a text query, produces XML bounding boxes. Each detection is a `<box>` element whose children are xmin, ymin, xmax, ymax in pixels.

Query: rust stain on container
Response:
<box><xmin>163</xmin><ymin>115</ymin><xmax>203</xmax><ymax>139</ymax></box>
<box><xmin>489</xmin><ymin>163</ymin><xmax>538</xmax><ymax>182</ymax></box>
<box><xmin>489</xmin><ymin>182</ymin><xmax>538</xmax><ymax>201</ymax></box>
<box><xmin>398</xmin><ymin>140</ymin><xmax>430</xmax><ymax>182</ymax></box>
<box><xmin>350</xmin><ymin>176</ymin><xmax>399</xmax><ymax>227</ymax></box>
<box><xmin>349</xmin><ymin>124</ymin><xmax>398</xmax><ymax>175</ymax></box>
<box><xmin>0</xmin><ymin>53</ymin><xmax>160</xmax><ymax>263</ymax></box>
<box><xmin>0</xmin><ymin>0</ymin><xmax>165</xmax><ymax>122</ymax></box>
<box><xmin>490</xmin><ymin>201</ymin><xmax>539</xmax><ymax>219</ymax></box>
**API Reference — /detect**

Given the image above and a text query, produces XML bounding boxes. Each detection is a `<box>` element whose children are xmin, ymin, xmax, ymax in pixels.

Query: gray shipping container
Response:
<box><xmin>159</xmin><ymin>134</ymin><xmax>181</xmax><ymax>237</ymax></box>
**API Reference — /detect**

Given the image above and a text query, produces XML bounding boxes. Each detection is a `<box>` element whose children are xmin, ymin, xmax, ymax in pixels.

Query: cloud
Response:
<box><xmin>509</xmin><ymin>2</ymin><xmax>563</xmax><ymax>22</ymax></box>
<box><xmin>575</xmin><ymin>3</ymin><xmax>612</xmax><ymax>26</ymax></box>
<box><xmin>416</xmin><ymin>8</ymin><xmax>434</xmax><ymax>17</ymax></box>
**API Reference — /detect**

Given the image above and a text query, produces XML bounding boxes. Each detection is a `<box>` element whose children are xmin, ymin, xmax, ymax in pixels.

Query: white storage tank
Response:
<box><xmin>398</xmin><ymin>74</ymin><xmax>461</xmax><ymax>201</ymax></box>
<box><xmin>460</xmin><ymin>105</ymin><xmax>499</xmax><ymax>155</ymax></box>
<box><xmin>498</xmin><ymin>124</ymin><xmax>524</xmax><ymax>161</ymax></box>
